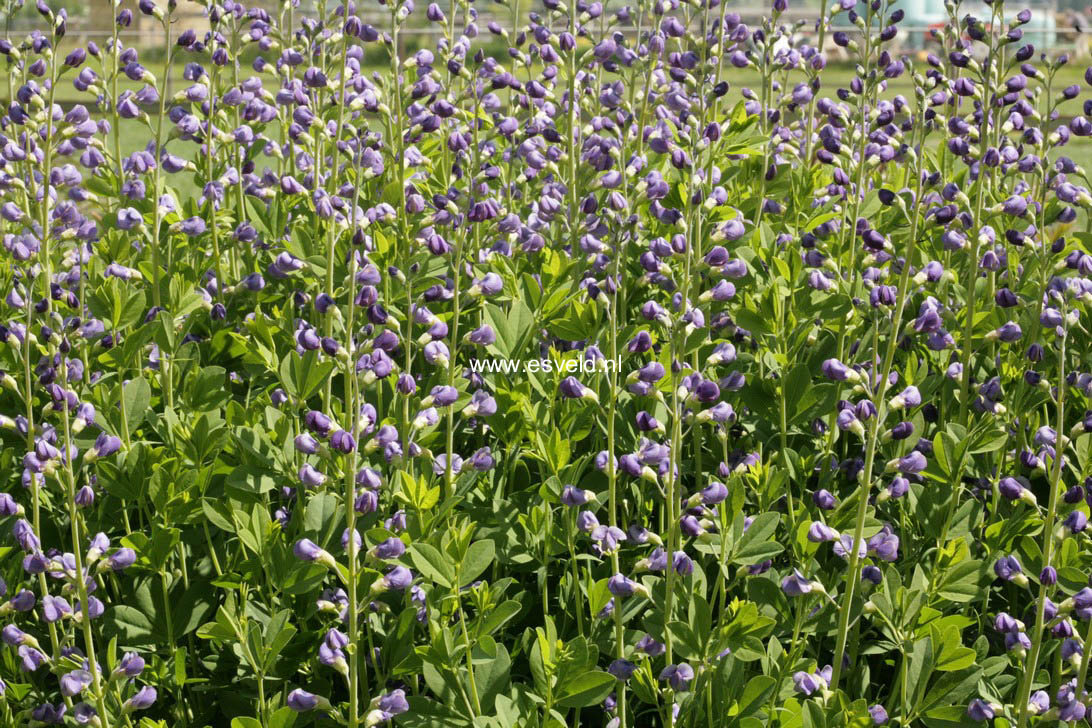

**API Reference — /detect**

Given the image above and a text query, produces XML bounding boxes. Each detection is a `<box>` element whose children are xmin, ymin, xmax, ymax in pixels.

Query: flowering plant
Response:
<box><xmin>0</xmin><ymin>0</ymin><xmax>1091</xmax><ymax>725</ymax></box>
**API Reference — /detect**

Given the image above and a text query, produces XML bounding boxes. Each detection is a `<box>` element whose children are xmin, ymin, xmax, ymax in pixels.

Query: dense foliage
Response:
<box><xmin>3</xmin><ymin>0</ymin><xmax>1092</xmax><ymax>725</ymax></box>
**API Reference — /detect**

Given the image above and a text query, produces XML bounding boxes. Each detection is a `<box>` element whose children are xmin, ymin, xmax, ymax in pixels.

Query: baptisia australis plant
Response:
<box><xmin>2</xmin><ymin>0</ymin><xmax>1092</xmax><ymax>724</ymax></box>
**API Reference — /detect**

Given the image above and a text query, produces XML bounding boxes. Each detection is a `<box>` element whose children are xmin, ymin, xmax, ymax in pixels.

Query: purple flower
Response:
<box><xmin>72</xmin><ymin>703</ymin><xmax>95</xmax><ymax>724</ymax></box>
<box><xmin>862</xmin><ymin>566</ymin><xmax>883</xmax><ymax>585</ymax></box>
<box><xmin>42</xmin><ymin>595</ymin><xmax>72</xmax><ymax>623</ymax></box>
<box><xmin>370</xmin><ymin>538</ymin><xmax>405</xmax><ymax>560</ymax></box>
<box><xmin>330</xmin><ymin>430</ymin><xmax>356</xmax><ymax>454</ymax></box>
<box><xmin>1027</xmin><ymin>690</ymin><xmax>1050</xmax><ymax>715</ymax></box>
<box><xmin>697</xmin><ymin>482</ymin><xmax>728</xmax><ymax>505</ymax></box>
<box><xmin>373</xmin><ymin>689</ymin><xmax>409</xmax><ymax>721</ymax></box>
<box><xmin>561</xmin><ymin>485</ymin><xmax>592</xmax><ymax>506</ymax></box>
<box><xmin>1071</xmin><ymin>587</ymin><xmax>1092</xmax><ymax>619</ymax></box>
<box><xmin>294</xmin><ymin>539</ymin><xmax>335</xmax><ymax>569</ymax></box>
<box><xmin>999</xmin><ymin>476</ymin><xmax>1034</xmax><ymax>504</ymax></box>
<box><xmin>60</xmin><ymin>671</ymin><xmax>92</xmax><ymax>697</ymax></box>
<box><xmin>994</xmin><ymin>612</ymin><xmax>1020</xmax><ymax>633</ymax></box>
<box><xmin>821</xmin><ymin>359</ymin><xmax>859</xmax><ymax>382</ymax></box>
<box><xmin>559</xmin><ymin>377</ymin><xmax>597</xmax><ymax>402</ymax></box>
<box><xmin>636</xmin><ymin>633</ymin><xmax>666</xmax><ymax>657</ymax></box>
<box><xmin>305</xmin><ymin>411</ymin><xmax>333</xmax><ymax>437</ymax></box>
<box><xmin>833</xmin><ymin>533</ymin><xmax>867</xmax><ymax>560</ymax></box>
<box><xmin>380</xmin><ymin>566</ymin><xmax>413</xmax><ymax>591</ymax></box>
<box><xmin>807</xmin><ymin>522</ymin><xmax>838</xmax><ymax>543</ymax></box>
<box><xmin>781</xmin><ymin>569</ymin><xmax>814</xmax><ymax>596</ymax></box>
<box><xmin>30</xmin><ymin>702</ymin><xmax>64</xmax><ymax>723</ymax></box>
<box><xmin>967</xmin><ymin>699</ymin><xmax>995</xmax><ymax>721</ymax></box>
<box><xmin>994</xmin><ymin>555</ymin><xmax>1027</xmax><ymax>586</ymax></box>
<box><xmin>986</xmin><ymin>322</ymin><xmax>1023</xmax><ymax>343</ymax></box>
<box><xmin>1062</xmin><ymin>510</ymin><xmax>1088</xmax><ymax>534</ymax></box>
<box><xmin>469</xmin><ymin>273</ymin><xmax>503</xmax><ymax>297</ymax></box>
<box><xmin>608</xmin><ymin>659</ymin><xmax>636</xmax><ymax>681</ymax></box>
<box><xmin>889</xmin><ymin>386</ymin><xmax>921</xmax><ymax>410</ymax></box>
<box><xmin>659</xmin><ymin>663</ymin><xmax>694</xmax><ymax>691</ymax></box>
<box><xmin>298</xmin><ymin>464</ymin><xmax>326</xmax><ymax>488</ymax></box>
<box><xmin>117</xmin><ymin>208</ymin><xmax>143</xmax><ymax>230</ymax></box>
<box><xmin>18</xmin><ymin>645</ymin><xmax>46</xmax><ymax>671</ymax></box>
<box><xmin>1059</xmin><ymin>700</ymin><xmax>1086</xmax><ymax>722</ymax></box>
<box><xmin>998</xmin><ymin>195</ymin><xmax>1028</xmax><ymax>216</ymax></box>
<box><xmin>867</xmin><ymin>526</ymin><xmax>900</xmax><ymax>562</ymax></box>
<box><xmin>890</xmin><ymin>452</ymin><xmax>927</xmax><ymax>474</ymax></box>
<box><xmin>1004</xmin><ymin>631</ymin><xmax>1031</xmax><ymax>653</ymax></box>
<box><xmin>467</xmin><ymin>325</ymin><xmax>496</xmax><ymax>346</ymax></box>
<box><xmin>837</xmin><ymin>408</ymin><xmax>864</xmax><ymax>436</ymax></box>
<box><xmin>793</xmin><ymin>671</ymin><xmax>824</xmax><ymax>695</ymax></box>
<box><xmin>10</xmin><ymin>590</ymin><xmax>35</xmax><ymax>611</ymax></box>
<box><xmin>106</xmin><ymin>548</ymin><xmax>136</xmax><ymax>571</ymax></box>
<box><xmin>115</xmin><ymin>653</ymin><xmax>145</xmax><ymax>678</ymax></box>
<box><xmin>607</xmin><ymin>573</ymin><xmax>644</xmax><ymax>598</ymax></box>
<box><xmin>176</xmin><ymin>217</ymin><xmax>206</xmax><ymax>236</ymax></box>
<box><xmin>287</xmin><ymin>689</ymin><xmax>328</xmax><ymax>712</ymax></box>
<box><xmin>2</xmin><ymin>625</ymin><xmax>29</xmax><ymax>646</ymax></box>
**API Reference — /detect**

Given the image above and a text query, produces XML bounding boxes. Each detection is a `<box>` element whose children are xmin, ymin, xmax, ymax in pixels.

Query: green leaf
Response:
<box><xmin>733</xmin><ymin>512</ymin><xmax>782</xmax><ymax>564</ymax></box>
<box><xmin>282</xmin><ymin>564</ymin><xmax>328</xmax><ymax>595</ymax></box>
<box><xmin>473</xmin><ymin>639</ymin><xmax>511</xmax><ymax>710</ymax></box>
<box><xmin>279</xmin><ymin>350</ymin><xmax>335</xmax><ymax>401</ymax></box>
<box><xmin>460</xmin><ymin>540</ymin><xmax>495</xmax><ymax>586</ymax></box>
<box><xmin>145</xmin><ymin>525</ymin><xmax>180</xmax><ymax>571</ymax></box>
<box><xmin>268</xmin><ymin>708</ymin><xmax>297</xmax><ymax>728</ymax></box>
<box><xmin>921</xmin><ymin>705</ymin><xmax>978</xmax><ymax>727</ymax></box>
<box><xmin>919</xmin><ymin>666</ymin><xmax>983</xmax><ymax>715</ymax></box>
<box><xmin>106</xmin><ymin>605</ymin><xmax>157</xmax><ymax>645</ymax></box>
<box><xmin>123</xmin><ymin>377</ymin><xmax>152</xmax><ymax>432</ymax></box>
<box><xmin>733</xmin><ymin>308</ymin><xmax>771</xmax><ymax>337</ymax></box>
<box><xmin>666</xmin><ymin>621</ymin><xmax>703</xmax><ymax>660</ymax></box>
<box><xmin>932</xmin><ymin>626</ymin><xmax>976</xmax><ymax>672</ymax></box>
<box><xmin>226</xmin><ymin>466</ymin><xmax>278</xmax><ymax>496</ymax></box>
<box><xmin>554</xmin><ymin>670</ymin><xmax>616</xmax><ymax>709</ymax></box>
<box><xmin>173</xmin><ymin>647</ymin><xmax>187</xmax><ymax>687</ymax></box>
<box><xmin>936</xmin><ymin>560</ymin><xmax>988</xmax><ymax>603</ymax></box>
<box><xmin>263</xmin><ymin>610</ymin><xmax>297</xmax><ymax>668</ymax></box>
<box><xmin>485</xmin><ymin>300</ymin><xmax>534</xmax><ymax>357</ymax></box>
<box><xmin>906</xmin><ymin>636</ymin><xmax>934</xmax><ymax>712</ymax></box>
<box><xmin>734</xmin><ymin>675</ymin><xmax>776</xmax><ymax>718</ymax></box>
<box><xmin>231</xmin><ymin>718</ymin><xmax>263</xmax><ymax>728</ymax></box>
<box><xmin>932</xmin><ymin>432</ymin><xmax>951</xmax><ymax>476</ymax></box>
<box><xmin>541</xmin><ymin>428</ymin><xmax>571</xmax><ymax>474</ymax></box>
<box><xmin>119</xmin><ymin>289</ymin><xmax>147</xmax><ymax>330</ymax></box>
<box><xmin>401</xmin><ymin>697</ymin><xmax>472</xmax><ymax>727</ymax></box>
<box><xmin>188</xmin><ymin>366</ymin><xmax>229</xmax><ymax>410</ymax></box>
<box><xmin>784</xmin><ymin>363</ymin><xmax>811</xmax><ymax>405</ymax></box>
<box><xmin>477</xmin><ymin>600</ymin><xmax>521</xmax><ymax>635</ymax></box>
<box><xmin>201</xmin><ymin>498</ymin><xmax>235</xmax><ymax>532</ymax></box>
<box><xmin>303</xmin><ymin>492</ymin><xmax>340</xmax><ymax>539</ymax></box>
<box><xmin>409</xmin><ymin>544</ymin><xmax>455</xmax><ymax>588</ymax></box>
<box><xmin>688</xmin><ymin>594</ymin><xmax>712</xmax><ymax>645</ymax></box>
<box><xmin>549</xmin><ymin>301</ymin><xmax>594</xmax><ymax>342</ymax></box>
<box><xmin>801</xmin><ymin>698</ymin><xmax>827</xmax><ymax>728</ymax></box>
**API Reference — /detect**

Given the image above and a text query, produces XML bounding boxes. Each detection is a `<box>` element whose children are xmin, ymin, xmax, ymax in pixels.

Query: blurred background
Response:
<box><xmin>4</xmin><ymin>0</ymin><xmax>1092</xmax><ymax>170</ymax></box>
<box><xmin>5</xmin><ymin>0</ymin><xmax>1092</xmax><ymax>57</ymax></box>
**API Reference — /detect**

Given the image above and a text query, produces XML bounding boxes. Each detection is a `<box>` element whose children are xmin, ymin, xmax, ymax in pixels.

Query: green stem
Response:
<box><xmin>1014</xmin><ymin>330</ymin><xmax>1067</xmax><ymax>728</ymax></box>
<box><xmin>61</xmin><ymin>386</ymin><xmax>111</xmax><ymax>725</ymax></box>
<box><xmin>829</xmin><ymin>83</ymin><xmax>927</xmax><ymax>692</ymax></box>
<box><xmin>1072</xmin><ymin>615</ymin><xmax>1092</xmax><ymax>704</ymax></box>
<box><xmin>457</xmin><ymin>580</ymin><xmax>482</xmax><ymax>716</ymax></box>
